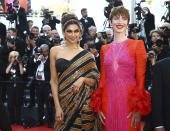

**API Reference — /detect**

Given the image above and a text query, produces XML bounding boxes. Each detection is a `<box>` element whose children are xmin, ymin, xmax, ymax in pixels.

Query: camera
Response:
<box><xmin>134</xmin><ymin>0</ymin><xmax>145</xmax><ymax>20</ymax></box>
<box><xmin>148</xmin><ymin>52</ymin><xmax>155</xmax><ymax>58</ymax></box>
<box><xmin>100</xmin><ymin>32</ymin><xmax>107</xmax><ymax>39</ymax></box>
<box><xmin>34</xmin><ymin>47</ymin><xmax>42</xmax><ymax>56</ymax></box>
<box><xmin>128</xmin><ymin>23</ymin><xmax>141</xmax><ymax>37</ymax></box>
<box><xmin>52</xmin><ymin>37</ymin><xmax>61</xmax><ymax>44</ymax></box>
<box><xmin>155</xmin><ymin>39</ymin><xmax>164</xmax><ymax>47</ymax></box>
<box><xmin>160</xmin><ymin>26</ymin><xmax>170</xmax><ymax>38</ymax></box>
<box><xmin>43</xmin><ymin>9</ymin><xmax>54</xmax><ymax>19</ymax></box>
<box><xmin>7</xmin><ymin>36</ymin><xmax>15</xmax><ymax>45</ymax></box>
<box><xmin>87</xmin><ymin>43</ymin><xmax>96</xmax><ymax>50</ymax></box>
<box><xmin>6</xmin><ymin>3</ymin><xmax>16</xmax><ymax>23</ymax></box>
<box><xmin>14</xmin><ymin>55</ymin><xmax>22</xmax><ymax>61</ymax></box>
<box><xmin>23</xmin><ymin>31</ymin><xmax>35</xmax><ymax>40</ymax></box>
<box><xmin>104</xmin><ymin>0</ymin><xmax>123</xmax><ymax>19</ymax></box>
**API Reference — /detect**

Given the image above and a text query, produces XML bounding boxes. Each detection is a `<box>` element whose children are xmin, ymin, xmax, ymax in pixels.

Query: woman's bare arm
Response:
<box><xmin>50</xmin><ymin>47</ymin><xmax>61</xmax><ymax>110</ymax></box>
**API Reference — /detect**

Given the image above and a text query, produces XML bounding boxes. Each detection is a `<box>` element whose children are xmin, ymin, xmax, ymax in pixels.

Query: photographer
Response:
<box><xmin>4</xmin><ymin>28</ymin><xmax>26</xmax><ymax>57</ymax></box>
<box><xmin>106</xmin><ymin>28</ymin><xmax>113</xmax><ymax>44</ymax></box>
<box><xmin>6</xmin><ymin>51</ymin><xmax>24</xmax><ymax>125</ymax></box>
<box><xmin>143</xmin><ymin>48</ymin><xmax>157</xmax><ymax>131</ymax></box>
<box><xmin>95</xmin><ymin>32</ymin><xmax>105</xmax><ymax>53</ymax></box>
<box><xmin>104</xmin><ymin>0</ymin><xmax>123</xmax><ymax>19</ymax></box>
<box><xmin>13</xmin><ymin>0</ymin><xmax>29</xmax><ymax>37</ymax></box>
<box><xmin>159</xmin><ymin>22</ymin><xmax>170</xmax><ymax>46</ymax></box>
<box><xmin>148</xmin><ymin>29</ymin><xmax>163</xmax><ymax>49</ymax></box>
<box><xmin>50</xmin><ymin>29</ymin><xmax>62</xmax><ymax>47</ymax></box>
<box><xmin>142</xmin><ymin>7</ymin><xmax>155</xmax><ymax>42</ymax></box>
<box><xmin>25</xmin><ymin>26</ymin><xmax>49</xmax><ymax>57</ymax></box>
<box><xmin>84</xmin><ymin>36</ymin><xmax>100</xmax><ymax>70</ymax></box>
<box><xmin>40</xmin><ymin>25</ymin><xmax>52</xmax><ymax>42</ymax></box>
<box><xmin>33</xmin><ymin>44</ymin><xmax>53</xmax><ymax>128</ymax></box>
<box><xmin>42</xmin><ymin>9</ymin><xmax>60</xmax><ymax>30</ymax></box>
<box><xmin>153</xmin><ymin>40</ymin><xmax>170</xmax><ymax>61</ymax></box>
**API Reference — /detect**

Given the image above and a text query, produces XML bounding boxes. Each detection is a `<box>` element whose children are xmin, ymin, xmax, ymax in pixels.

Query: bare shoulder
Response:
<box><xmin>50</xmin><ymin>45</ymin><xmax>64</xmax><ymax>54</ymax></box>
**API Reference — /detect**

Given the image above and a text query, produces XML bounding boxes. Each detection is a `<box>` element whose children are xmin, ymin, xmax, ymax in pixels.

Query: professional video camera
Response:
<box><xmin>6</xmin><ymin>3</ymin><xmax>16</xmax><ymax>23</ymax></box>
<box><xmin>43</xmin><ymin>9</ymin><xmax>54</xmax><ymax>19</ymax></box>
<box><xmin>42</xmin><ymin>9</ymin><xmax>60</xmax><ymax>29</ymax></box>
<box><xmin>104</xmin><ymin>0</ymin><xmax>123</xmax><ymax>19</ymax></box>
<box><xmin>103</xmin><ymin>0</ymin><xmax>123</xmax><ymax>29</ymax></box>
<box><xmin>7</xmin><ymin>36</ymin><xmax>15</xmax><ymax>45</ymax></box>
<box><xmin>134</xmin><ymin>0</ymin><xmax>145</xmax><ymax>20</ymax></box>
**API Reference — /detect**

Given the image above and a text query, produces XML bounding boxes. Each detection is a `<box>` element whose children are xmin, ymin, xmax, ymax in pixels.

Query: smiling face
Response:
<box><xmin>110</xmin><ymin>15</ymin><xmax>128</xmax><ymax>34</ymax></box>
<box><xmin>63</xmin><ymin>24</ymin><xmax>81</xmax><ymax>44</ymax></box>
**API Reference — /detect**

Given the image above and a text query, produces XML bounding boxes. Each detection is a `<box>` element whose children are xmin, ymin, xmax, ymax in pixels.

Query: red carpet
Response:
<box><xmin>10</xmin><ymin>124</ymin><xmax>53</xmax><ymax>131</ymax></box>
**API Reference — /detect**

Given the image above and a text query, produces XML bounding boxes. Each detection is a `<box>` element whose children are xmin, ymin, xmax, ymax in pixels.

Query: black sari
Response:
<box><xmin>54</xmin><ymin>50</ymin><xmax>101</xmax><ymax>131</ymax></box>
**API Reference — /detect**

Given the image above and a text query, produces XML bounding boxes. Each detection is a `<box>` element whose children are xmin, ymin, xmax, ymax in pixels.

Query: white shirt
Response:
<box><xmin>35</xmin><ymin>56</ymin><xmax>48</xmax><ymax>81</ymax></box>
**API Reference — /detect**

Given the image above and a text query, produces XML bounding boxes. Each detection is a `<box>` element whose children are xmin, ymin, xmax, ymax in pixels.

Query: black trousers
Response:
<box><xmin>7</xmin><ymin>82</ymin><xmax>24</xmax><ymax>124</ymax></box>
<box><xmin>35</xmin><ymin>80</ymin><xmax>53</xmax><ymax>123</ymax></box>
<box><xmin>0</xmin><ymin>100</ymin><xmax>12</xmax><ymax>131</ymax></box>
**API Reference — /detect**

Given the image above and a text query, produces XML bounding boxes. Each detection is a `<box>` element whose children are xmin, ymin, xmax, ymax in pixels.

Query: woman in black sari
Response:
<box><xmin>50</xmin><ymin>14</ymin><xmax>101</xmax><ymax>130</ymax></box>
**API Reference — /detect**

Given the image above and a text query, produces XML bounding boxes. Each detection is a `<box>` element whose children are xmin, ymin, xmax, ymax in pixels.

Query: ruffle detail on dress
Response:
<box><xmin>90</xmin><ymin>89</ymin><xmax>102</xmax><ymax>113</ymax></box>
<box><xmin>127</xmin><ymin>85</ymin><xmax>151</xmax><ymax>115</ymax></box>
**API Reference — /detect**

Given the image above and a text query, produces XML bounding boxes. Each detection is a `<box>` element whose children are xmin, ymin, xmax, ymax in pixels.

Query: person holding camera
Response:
<box><xmin>148</xmin><ymin>29</ymin><xmax>163</xmax><ymax>48</ymax></box>
<box><xmin>33</xmin><ymin>44</ymin><xmax>53</xmax><ymax>128</ymax></box>
<box><xmin>142</xmin><ymin>7</ymin><xmax>155</xmax><ymax>42</ymax></box>
<box><xmin>6</xmin><ymin>51</ymin><xmax>24</xmax><ymax>125</ymax></box>
<box><xmin>5</xmin><ymin>28</ymin><xmax>26</xmax><ymax>56</ymax></box>
<box><xmin>50</xmin><ymin>29</ymin><xmax>62</xmax><ymax>47</ymax></box>
<box><xmin>25</xmin><ymin>26</ymin><xmax>49</xmax><ymax>57</ymax></box>
<box><xmin>83</xmin><ymin>36</ymin><xmax>100</xmax><ymax>71</ymax></box>
<box><xmin>104</xmin><ymin>0</ymin><xmax>123</xmax><ymax>19</ymax></box>
<box><xmin>152</xmin><ymin>39</ymin><xmax>170</xmax><ymax>61</ymax></box>
<box><xmin>105</xmin><ymin>28</ymin><xmax>114</xmax><ymax>44</ymax></box>
<box><xmin>42</xmin><ymin>9</ymin><xmax>60</xmax><ymax>30</ymax></box>
<box><xmin>142</xmin><ymin>48</ymin><xmax>157</xmax><ymax>131</ymax></box>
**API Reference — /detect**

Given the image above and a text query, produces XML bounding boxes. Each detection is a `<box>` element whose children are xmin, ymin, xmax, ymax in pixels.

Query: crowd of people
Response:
<box><xmin>0</xmin><ymin>0</ymin><xmax>170</xmax><ymax>131</ymax></box>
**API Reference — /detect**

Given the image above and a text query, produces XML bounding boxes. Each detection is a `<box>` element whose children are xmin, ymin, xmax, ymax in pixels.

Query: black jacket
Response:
<box><xmin>144</xmin><ymin>13</ymin><xmax>155</xmax><ymax>41</ymax></box>
<box><xmin>15</xmin><ymin>7</ymin><xmax>29</xmax><ymax>35</ymax></box>
<box><xmin>80</xmin><ymin>17</ymin><xmax>96</xmax><ymax>36</ymax></box>
<box><xmin>0</xmin><ymin>22</ymin><xmax>6</xmax><ymax>44</ymax></box>
<box><xmin>151</xmin><ymin>57</ymin><xmax>170</xmax><ymax>130</ymax></box>
<box><xmin>34</xmin><ymin>56</ymin><xmax>50</xmax><ymax>82</ymax></box>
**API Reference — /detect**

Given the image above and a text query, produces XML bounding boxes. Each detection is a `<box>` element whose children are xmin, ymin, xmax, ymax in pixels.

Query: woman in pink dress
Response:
<box><xmin>90</xmin><ymin>6</ymin><xmax>151</xmax><ymax>131</ymax></box>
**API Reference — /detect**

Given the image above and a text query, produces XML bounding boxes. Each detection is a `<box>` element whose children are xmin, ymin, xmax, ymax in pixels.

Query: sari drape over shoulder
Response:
<box><xmin>54</xmin><ymin>50</ymin><xmax>101</xmax><ymax>131</ymax></box>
